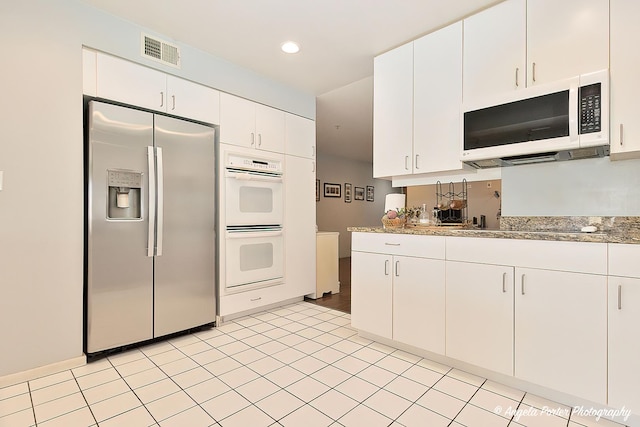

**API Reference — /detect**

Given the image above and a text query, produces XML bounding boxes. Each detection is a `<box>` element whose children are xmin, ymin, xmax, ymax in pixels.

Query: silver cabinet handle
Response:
<box><xmin>251</xmin><ymin>132</ymin><xmax>255</xmax><ymax>146</ymax></box>
<box><xmin>156</xmin><ymin>147</ymin><xmax>164</xmax><ymax>256</ymax></box>
<box><xmin>171</xmin><ymin>95</ymin><xmax>176</xmax><ymax>111</ymax></box>
<box><xmin>250</xmin><ymin>297</ymin><xmax>262</xmax><ymax>302</ymax></box>
<box><xmin>404</xmin><ymin>156</ymin><xmax>409</xmax><ymax>170</ymax></box>
<box><xmin>620</xmin><ymin>124</ymin><xmax>624</xmax><ymax>146</ymax></box>
<box><xmin>312</xmin><ymin>145</ymin><xmax>316</xmax><ymax>157</ymax></box>
<box><xmin>415</xmin><ymin>154</ymin><xmax>420</xmax><ymax>170</ymax></box>
<box><xmin>618</xmin><ymin>285</ymin><xmax>622</xmax><ymax>310</ymax></box>
<box><xmin>312</xmin><ymin>162</ymin><xmax>315</xmax><ymax>173</ymax></box>
<box><xmin>502</xmin><ymin>272</ymin><xmax>507</xmax><ymax>293</ymax></box>
<box><xmin>521</xmin><ymin>274</ymin><xmax>526</xmax><ymax>295</ymax></box>
<box><xmin>395</xmin><ymin>260</ymin><xmax>400</xmax><ymax>277</ymax></box>
<box><xmin>515</xmin><ymin>67</ymin><xmax>519</xmax><ymax>87</ymax></box>
<box><xmin>384</xmin><ymin>243</ymin><xmax>401</xmax><ymax>246</ymax></box>
<box><xmin>258</xmin><ymin>134</ymin><xmax>262</xmax><ymax>147</ymax></box>
<box><xmin>160</xmin><ymin>91</ymin><xmax>164</xmax><ymax>108</ymax></box>
<box><xmin>532</xmin><ymin>62</ymin><xmax>536</xmax><ymax>83</ymax></box>
<box><xmin>147</xmin><ymin>146</ymin><xmax>156</xmax><ymax>257</ymax></box>
<box><xmin>384</xmin><ymin>259</ymin><xmax>390</xmax><ymax>276</ymax></box>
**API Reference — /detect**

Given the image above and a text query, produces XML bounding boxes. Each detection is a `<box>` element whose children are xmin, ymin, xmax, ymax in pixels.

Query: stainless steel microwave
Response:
<box><xmin>461</xmin><ymin>69</ymin><xmax>609</xmax><ymax>168</ymax></box>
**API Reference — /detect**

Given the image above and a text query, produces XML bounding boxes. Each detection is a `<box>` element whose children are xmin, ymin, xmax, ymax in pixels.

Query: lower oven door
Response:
<box><xmin>225</xmin><ymin>228</ymin><xmax>284</xmax><ymax>292</ymax></box>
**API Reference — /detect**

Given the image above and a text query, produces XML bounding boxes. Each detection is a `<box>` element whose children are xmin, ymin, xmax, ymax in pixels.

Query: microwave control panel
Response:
<box><xmin>579</xmin><ymin>83</ymin><xmax>601</xmax><ymax>134</ymax></box>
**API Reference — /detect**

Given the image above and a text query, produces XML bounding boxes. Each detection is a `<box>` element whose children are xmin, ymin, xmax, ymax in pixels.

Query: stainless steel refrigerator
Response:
<box><xmin>86</xmin><ymin>100</ymin><xmax>216</xmax><ymax>355</ymax></box>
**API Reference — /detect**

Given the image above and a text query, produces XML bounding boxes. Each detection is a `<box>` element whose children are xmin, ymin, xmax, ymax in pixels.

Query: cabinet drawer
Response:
<box><xmin>609</xmin><ymin>244</ymin><xmax>640</xmax><ymax>278</ymax></box>
<box><xmin>446</xmin><ymin>237</ymin><xmax>606</xmax><ymax>275</ymax></box>
<box><xmin>352</xmin><ymin>232</ymin><xmax>445</xmax><ymax>259</ymax></box>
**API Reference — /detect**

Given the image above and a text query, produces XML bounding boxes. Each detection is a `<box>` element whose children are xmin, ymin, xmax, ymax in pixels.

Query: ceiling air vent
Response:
<box><xmin>141</xmin><ymin>33</ymin><xmax>181</xmax><ymax>68</ymax></box>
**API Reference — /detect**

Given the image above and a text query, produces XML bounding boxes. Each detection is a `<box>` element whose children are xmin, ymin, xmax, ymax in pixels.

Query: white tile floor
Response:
<box><xmin>0</xmin><ymin>301</ymin><xmax>628</xmax><ymax>427</ymax></box>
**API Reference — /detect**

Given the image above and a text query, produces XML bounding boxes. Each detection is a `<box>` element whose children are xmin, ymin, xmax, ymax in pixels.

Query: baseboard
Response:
<box><xmin>0</xmin><ymin>355</ymin><xmax>86</xmax><ymax>389</ymax></box>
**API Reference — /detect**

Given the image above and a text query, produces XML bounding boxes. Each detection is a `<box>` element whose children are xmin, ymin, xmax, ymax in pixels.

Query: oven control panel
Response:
<box><xmin>226</xmin><ymin>153</ymin><xmax>283</xmax><ymax>174</ymax></box>
<box><xmin>579</xmin><ymin>82</ymin><xmax>601</xmax><ymax>135</ymax></box>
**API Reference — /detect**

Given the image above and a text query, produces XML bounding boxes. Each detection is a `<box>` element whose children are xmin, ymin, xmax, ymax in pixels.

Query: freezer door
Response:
<box><xmin>86</xmin><ymin>101</ymin><xmax>154</xmax><ymax>353</ymax></box>
<box><xmin>153</xmin><ymin>115</ymin><xmax>216</xmax><ymax>337</ymax></box>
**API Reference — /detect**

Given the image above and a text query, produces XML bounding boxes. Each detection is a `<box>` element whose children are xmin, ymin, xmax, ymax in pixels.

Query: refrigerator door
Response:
<box><xmin>153</xmin><ymin>115</ymin><xmax>216</xmax><ymax>337</ymax></box>
<box><xmin>87</xmin><ymin>101</ymin><xmax>154</xmax><ymax>353</ymax></box>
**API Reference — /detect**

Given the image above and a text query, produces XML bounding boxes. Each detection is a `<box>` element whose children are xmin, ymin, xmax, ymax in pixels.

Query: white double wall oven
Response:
<box><xmin>219</xmin><ymin>143</ymin><xmax>285</xmax><ymax>295</ymax></box>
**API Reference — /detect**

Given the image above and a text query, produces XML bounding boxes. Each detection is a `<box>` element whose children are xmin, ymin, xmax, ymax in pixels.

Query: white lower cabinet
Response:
<box><xmin>514</xmin><ymin>267</ymin><xmax>607</xmax><ymax>404</ymax></box>
<box><xmin>393</xmin><ymin>256</ymin><xmax>445</xmax><ymax>354</ymax></box>
<box><xmin>608</xmin><ymin>243</ymin><xmax>640</xmax><ymax>414</ymax></box>
<box><xmin>445</xmin><ymin>261</ymin><xmax>514</xmax><ymax>376</ymax></box>
<box><xmin>351</xmin><ymin>251</ymin><xmax>393</xmax><ymax>339</ymax></box>
<box><xmin>351</xmin><ymin>233</ymin><xmax>446</xmax><ymax>350</ymax></box>
<box><xmin>608</xmin><ymin>277</ymin><xmax>640</xmax><ymax>414</ymax></box>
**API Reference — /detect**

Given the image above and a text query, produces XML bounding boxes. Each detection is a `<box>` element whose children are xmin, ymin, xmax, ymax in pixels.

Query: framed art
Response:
<box><xmin>324</xmin><ymin>183</ymin><xmax>341</xmax><ymax>198</ymax></box>
<box><xmin>354</xmin><ymin>186</ymin><xmax>365</xmax><ymax>201</ymax></box>
<box><xmin>316</xmin><ymin>179</ymin><xmax>320</xmax><ymax>201</ymax></box>
<box><xmin>344</xmin><ymin>183</ymin><xmax>352</xmax><ymax>203</ymax></box>
<box><xmin>366</xmin><ymin>185</ymin><xmax>374</xmax><ymax>202</ymax></box>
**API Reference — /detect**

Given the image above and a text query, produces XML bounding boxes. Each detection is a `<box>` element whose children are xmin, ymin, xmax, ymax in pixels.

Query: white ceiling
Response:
<box><xmin>79</xmin><ymin>0</ymin><xmax>502</xmax><ymax>162</ymax></box>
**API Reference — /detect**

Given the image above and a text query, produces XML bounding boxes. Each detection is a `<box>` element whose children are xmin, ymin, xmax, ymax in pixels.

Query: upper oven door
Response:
<box><xmin>225</xmin><ymin>169</ymin><xmax>283</xmax><ymax>226</ymax></box>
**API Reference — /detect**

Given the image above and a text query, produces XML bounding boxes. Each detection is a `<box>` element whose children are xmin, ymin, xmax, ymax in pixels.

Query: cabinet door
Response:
<box><xmin>610</xmin><ymin>0</ymin><xmax>640</xmax><ymax>159</ymax></box>
<box><xmin>284</xmin><ymin>156</ymin><xmax>316</xmax><ymax>297</ymax></box>
<box><xmin>351</xmin><ymin>251</ymin><xmax>392</xmax><ymax>339</ymax></box>
<box><xmin>219</xmin><ymin>93</ymin><xmax>255</xmax><ymax>148</ymax></box>
<box><xmin>526</xmin><ymin>0</ymin><xmax>609</xmax><ymax>86</ymax></box>
<box><xmin>446</xmin><ymin>261</ymin><xmax>514</xmax><ymax>376</ymax></box>
<box><xmin>285</xmin><ymin>114</ymin><xmax>315</xmax><ymax>159</ymax></box>
<box><xmin>255</xmin><ymin>104</ymin><xmax>285</xmax><ymax>153</ymax></box>
<box><xmin>515</xmin><ymin>267</ymin><xmax>607</xmax><ymax>404</ymax></box>
<box><xmin>166</xmin><ymin>76</ymin><xmax>220</xmax><ymax>125</ymax></box>
<box><xmin>96</xmin><ymin>53</ymin><xmax>166</xmax><ymax>112</ymax></box>
<box><xmin>393</xmin><ymin>256</ymin><xmax>445</xmax><ymax>354</ymax></box>
<box><xmin>413</xmin><ymin>21</ymin><xmax>463</xmax><ymax>174</ymax></box>
<box><xmin>373</xmin><ymin>42</ymin><xmax>413</xmax><ymax>178</ymax></box>
<box><xmin>608</xmin><ymin>277</ymin><xmax>640</xmax><ymax>414</ymax></box>
<box><xmin>463</xmin><ymin>0</ymin><xmax>526</xmax><ymax>102</ymax></box>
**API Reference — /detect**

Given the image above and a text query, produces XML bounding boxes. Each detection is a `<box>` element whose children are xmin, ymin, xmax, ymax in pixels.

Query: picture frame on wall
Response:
<box><xmin>344</xmin><ymin>183</ymin><xmax>352</xmax><ymax>203</ymax></box>
<box><xmin>354</xmin><ymin>186</ymin><xmax>365</xmax><ymax>201</ymax></box>
<box><xmin>316</xmin><ymin>179</ymin><xmax>320</xmax><ymax>201</ymax></box>
<box><xmin>366</xmin><ymin>185</ymin><xmax>374</xmax><ymax>202</ymax></box>
<box><xmin>324</xmin><ymin>183</ymin><xmax>341</xmax><ymax>198</ymax></box>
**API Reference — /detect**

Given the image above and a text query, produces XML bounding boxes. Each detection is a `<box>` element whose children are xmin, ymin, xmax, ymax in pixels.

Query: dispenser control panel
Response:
<box><xmin>108</xmin><ymin>170</ymin><xmax>142</xmax><ymax>188</ymax></box>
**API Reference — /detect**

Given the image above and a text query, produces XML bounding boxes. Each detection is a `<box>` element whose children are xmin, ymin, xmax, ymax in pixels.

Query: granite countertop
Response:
<box><xmin>348</xmin><ymin>216</ymin><xmax>640</xmax><ymax>244</ymax></box>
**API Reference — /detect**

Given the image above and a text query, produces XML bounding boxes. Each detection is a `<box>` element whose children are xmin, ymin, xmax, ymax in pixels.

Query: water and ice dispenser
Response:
<box><xmin>107</xmin><ymin>170</ymin><xmax>142</xmax><ymax>219</ymax></box>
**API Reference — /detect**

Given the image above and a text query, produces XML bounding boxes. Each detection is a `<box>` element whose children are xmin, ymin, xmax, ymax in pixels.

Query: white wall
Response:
<box><xmin>502</xmin><ymin>157</ymin><xmax>640</xmax><ymax>216</ymax></box>
<box><xmin>0</xmin><ymin>0</ymin><xmax>314</xmax><ymax>379</ymax></box>
<box><xmin>316</xmin><ymin>152</ymin><xmax>396</xmax><ymax>257</ymax></box>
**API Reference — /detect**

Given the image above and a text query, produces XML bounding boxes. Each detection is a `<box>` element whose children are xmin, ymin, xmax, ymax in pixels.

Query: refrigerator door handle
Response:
<box><xmin>147</xmin><ymin>146</ymin><xmax>156</xmax><ymax>257</ymax></box>
<box><xmin>156</xmin><ymin>147</ymin><xmax>164</xmax><ymax>256</ymax></box>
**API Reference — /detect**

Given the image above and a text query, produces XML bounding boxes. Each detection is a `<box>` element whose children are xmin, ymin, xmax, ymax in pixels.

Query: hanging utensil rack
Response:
<box><xmin>435</xmin><ymin>179</ymin><xmax>468</xmax><ymax>224</ymax></box>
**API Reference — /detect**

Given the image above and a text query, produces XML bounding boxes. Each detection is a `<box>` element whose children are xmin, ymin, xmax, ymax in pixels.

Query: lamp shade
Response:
<box><xmin>384</xmin><ymin>193</ymin><xmax>406</xmax><ymax>214</ymax></box>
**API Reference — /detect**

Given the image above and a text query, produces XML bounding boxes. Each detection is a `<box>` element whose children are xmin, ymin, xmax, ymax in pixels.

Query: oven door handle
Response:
<box><xmin>226</xmin><ymin>230</ymin><xmax>283</xmax><ymax>239</ymax></box>
<box><xmin>226</xmin><ymin>170</ymin><xmax>283</xmax><ymax>183</ymax></box>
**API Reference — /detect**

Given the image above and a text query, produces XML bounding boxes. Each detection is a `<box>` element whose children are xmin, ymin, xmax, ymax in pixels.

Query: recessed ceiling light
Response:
<box><xmin>281</xmin><ymin>41</ymin><xmax>300</xmax><ymax>54</ymax></box>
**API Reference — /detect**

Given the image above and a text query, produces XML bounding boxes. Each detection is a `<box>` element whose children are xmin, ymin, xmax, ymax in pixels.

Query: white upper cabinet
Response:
<box><xmin>94</xmin><ymin>52</ymin><xmax>220</xmax><ymax>124</ymax></box>
<box><xmin>285</xmin><ymin>114</ymin><xmax>316</xmax><ymax>159</ymax></box>
<box><xmin>220</xmin><ymin>93</ymin><xmax>285</xmax><ymax>153</ymax></box>
<box><xmin>526</xmin><ymin>0</ymin><xmax>609</xmax><ymax>86</ymax></box>
<box><xmin>373</xmin><ymin>42</ymin><xmax>414</xmax><ymax>178</ymax></box>
<box><xmin>413</xmin><ymin>21</ymin><xmax>464</xmax><ymax>174</ymax></box>
<box><xmin>463</xmin><ymin>0</ymin><xmax>526</xmax><ymax>103</ymax></box>
<box><xmin>463</xmin><ymin>0</ymin><xmax>608</xmax><ymax>101</ymax></box>
<box><xmin>165</xmin><ymin>76</ymin><xmax>220</xmax><ymax>125</ymax></box>
<box><xmin>96</xmin><ymin>52</ymin><xmax>167</xmax><ymax>111</ymax></box>
<box><xmin>610</xmin><ymin>0</ymin><xmax>640</xmax><ymax>159</ymax></box>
